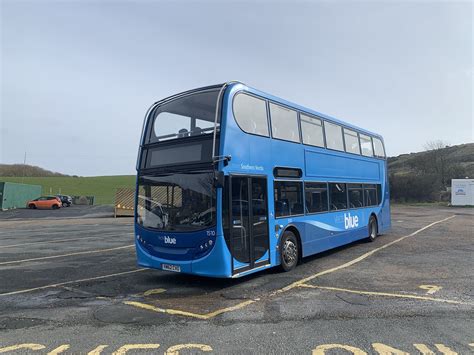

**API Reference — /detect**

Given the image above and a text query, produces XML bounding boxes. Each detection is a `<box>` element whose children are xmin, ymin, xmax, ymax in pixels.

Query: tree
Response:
<box><xmin>422</xmin><ymin>140</ymin><xmax>450</xmax><ymax>187</ymax></box>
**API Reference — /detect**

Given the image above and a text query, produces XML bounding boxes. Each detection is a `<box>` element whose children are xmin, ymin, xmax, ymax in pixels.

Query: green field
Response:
<box><xmin>0</xmin><ymin>176</ymin><xmax>136</xmax><ymax>205</ymax></box>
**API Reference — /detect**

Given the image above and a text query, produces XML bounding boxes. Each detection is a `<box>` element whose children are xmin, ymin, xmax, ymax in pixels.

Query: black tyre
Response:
<box><xmin>367</xmin><ymin>215</ymin><xmax>378</xmax><ymax>242</ymax></box>
<box><xmin>28</xmin><ymin>204</ymin><xmax>36</xmax><ymax>209</ymax></box>
<box><xmin>280</xmin><ymin>230</ymin><xmax>299</xmax><ymax>272</ymax></box>
<box><xmin>52</xmin><ymin>204</ymin><xmax>59</xmax><ymax>210</ymax></box>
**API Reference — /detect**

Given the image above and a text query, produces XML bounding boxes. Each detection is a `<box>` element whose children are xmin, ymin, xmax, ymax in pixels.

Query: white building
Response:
<box><xmin>451</xmin><ymin>179</ymin><xmax>474</xmax><ymax>206</ymax></box>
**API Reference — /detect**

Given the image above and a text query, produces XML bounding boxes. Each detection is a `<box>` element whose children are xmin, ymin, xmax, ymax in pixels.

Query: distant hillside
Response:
<box><xmin>388</xmin><ymin>143</ymin><xmax>473</xmax><ymax>202</ymax></box>
<box><xmin>0</xmin><ymin>164</ymin><xmax>69</xmax><ymax>177</ymax></box>
<box><xmin>388</xmin><ymin>143</ymin><xmax>474</xmax><ymax>178</ymax></box>
<box><xmin>0</xmin><ymin>176</ymin><xmax>135</xmax><ymax>205</ymax></box>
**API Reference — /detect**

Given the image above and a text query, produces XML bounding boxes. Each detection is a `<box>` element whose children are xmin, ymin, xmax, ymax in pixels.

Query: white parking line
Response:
<box><xmin>0</xmin><ymin>234</ymin><xmax>132</xmax><ymax>249</ymax></box>
<box><xmin>0</xmin><ymin>245</ymin><xmax>134</xmax><ymax>266</ymax></box>
<box><xmin>0</xmin><ymin>269</ymin><xmax>147</xmax><ymax>297</ymax></box>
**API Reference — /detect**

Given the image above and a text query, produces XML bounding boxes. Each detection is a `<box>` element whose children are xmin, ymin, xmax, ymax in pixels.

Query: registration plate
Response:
<box><xmin>162</xmin><ymin>263</ymin><xmax>181</xmax><ymax>273</ymax></box>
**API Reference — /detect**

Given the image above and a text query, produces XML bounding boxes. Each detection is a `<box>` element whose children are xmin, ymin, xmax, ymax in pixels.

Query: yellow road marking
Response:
<box><xmin>143</xmin><ymin>288</ymin><xmax>166</xmax><ymax>296</ymax></box>
<box><xmin>0</xmin><ymin>245</ymin><xmax>134</xmax><ymax>266</ymax></box>
<box><xmin>0</xmin><ymin>344</ymin><xmax>45</xmax><ymax>353</ymax></box>
<box><xmin>413</xmin><ymin>344</ymin><xmax>436</xmax><ymax>355</ymax></box>
<box><xmin>0</xmin><ymin>234</ymin><xmax>132</xmax><ymax>249</ymax></box>
<box><xmin>297</xmin><ymin>284</ymin><xmax>471</xmax><ymax>305</ymax></box>
<box><xmin>0</xmin><ymin>269</ymin><xmax>146</xmax><ymax>297</ymax></box>
<box><xmin>47</xmin><ymin>345</ymin><xmax>70</xmax><ymax>355</ymax></box>
<box><xmin>112</xmin><ymin>344</ymin><xmax>160</xmax><ymax>355</ymax></box>
<box><xmin>124</xmin><ymin>215</ymin><xmax>457</xmax><ymax>319</ymax></box>
<box><xmin>270</xmin><ymin>215</ymin><xmax>456</xmax><ymax>296</ymax></box>
<box><xmin>87</xmin><ymin>345</ymin><xmax>108</xmax><ymax>355</ymax></box>
<box><xmin>419</xmin><ymin>285</ymin><xmax>442</xmax><ymax>295</ymax></box>
<box><xmin>312</xmin><ymin>344</ymin><xmax>367</xmax><ymax>354</ymax></box>
<box><xmin>124</xmin><ymin>299</ymin><xmax>256</xmax><ymax>320</ymax></box>
<box><xmin>434</xmin><ymin>344</ymin><xmax>458</xmax><ymax>355</ymax></box>
<box><xmin>164</xmin><ymin>344</ymin><xmax>212</xmax><ymax>355</ymax></box>
<box><xmin>372</xmin><ymin>343</ymin><xmax>409</xmax><ymax>354</ymax></box>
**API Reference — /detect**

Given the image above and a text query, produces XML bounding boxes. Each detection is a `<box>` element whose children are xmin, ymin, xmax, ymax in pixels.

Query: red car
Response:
<box><xmin>27</xmin><ymin>196</ymin><xmax>62</xmax><ymax>210</ymax></box>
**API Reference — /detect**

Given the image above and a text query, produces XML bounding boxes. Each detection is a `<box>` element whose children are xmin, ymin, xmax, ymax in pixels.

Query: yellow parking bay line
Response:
<box><xmin>0</xmin><ymin>269</ymin><xmax>147</xmax><ymax>297</ymax></box>
<box><xmin>298</xmin><ymin>284</ymin><xmax>472</xmax><ymax>305</ymax></box>
<box><xmin>124</xmin><ymin>300</ymin><xmax>256</xmax><ymax>320</ymax></box>
<box><xmin>269</xmin><ymin>215</ymin><xmax>456</xmax><ymax>296</ymax></box>
<box><xmin>0</xmin><ymin>245</ymin><xmax>134</xmax><ymax>266</ymax></box>
<box><xmin>124</xmin><ymin>215</ymin><xmax>457</xmax><ymax>319</ymax></box>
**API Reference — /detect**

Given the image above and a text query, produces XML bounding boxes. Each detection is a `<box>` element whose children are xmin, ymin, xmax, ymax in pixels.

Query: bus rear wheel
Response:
<box><xmin>367</xmin><ymin>215</ymin><xmax>378</xmax><ymax>242</ymax></box>
<box><xmin>280</xmin><ymin>230</ymin><xmax>299</xmax><ymax>272</ymax></box>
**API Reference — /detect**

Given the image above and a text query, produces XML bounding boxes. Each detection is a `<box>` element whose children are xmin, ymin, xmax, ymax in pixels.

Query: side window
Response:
<box><xmin>233</xmin><ymin>93</ymin><xmax>269</xmax><ymax>137</ymax></box>
<box><xmin>360</xmin><ymin>134</ymin><xmax>374</xmax><ymax>157</ymax></box>
<box><xmin>377</xmin><ymin>184</ymin><xmax>383</xmax><ymax>204</ymax></box>
<box><xmin>269</xmin><ymin>103</ymin><xmax>300</xmax><ymax>142</ymax></box>
<box><xmin>348</xmin><ymin>184</ymin><xmax>364</xmax><ymax>208</ymax></box>
<box><xmin>373</xmin><ymin>137</ymin><xmax>386</xmax><ymax>158</ymax></box>
<box><xmin>305</xmin><ymin>182</ymin><xmax>328</xmax><ymax>213</ymax></box>
<box><xmin>300</xmin><ymin>114</ymin><xmax>324</xmax><ymax>147</ymax></box>
<box><xmin>344</xmin><ymin>128</ymin><xmax>361</xmax><ymax>155</ymax></box>
<box><xmin>329</xmin><ymin>183</ymin><xmax>347</xmax><ymax>210</ymax></box>
<box><xmin>364</xmin><ymin>184</ymin><xmax>377</xmax><ymax>206</ymax></box>
<box><xmin>324</xmin><ymin>122</ymin><xmax>344</xmax><ymax>151</ymax></box>
<box><xmin>274</xmin><ymin>181</ymin><xmax>303</xmax><ymax>217</ymax></box>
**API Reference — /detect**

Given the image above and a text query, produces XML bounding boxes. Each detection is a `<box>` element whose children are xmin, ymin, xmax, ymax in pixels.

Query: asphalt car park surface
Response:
<box><xmin>0</xmin><ymin>206</ymin><xmax>473</xmax><ymax>354</ymax></box>
<box><xmin>0</xmin><ymin>205</ymin><xmax>114</xmax><ymax>220</ymax></box>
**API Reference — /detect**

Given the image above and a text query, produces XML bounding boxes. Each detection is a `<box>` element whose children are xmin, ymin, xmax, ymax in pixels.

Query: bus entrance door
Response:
<box><xmin>230</xmin><ymin>175</ymin><xmax>270</xmax><ymax>275</ymax></box>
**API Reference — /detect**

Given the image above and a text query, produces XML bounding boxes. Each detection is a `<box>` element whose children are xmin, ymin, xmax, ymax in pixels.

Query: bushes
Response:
<box><xmin>389</xmin><ymin>173</ymin><xmax>442</xmax><ymax>202</ymax></box>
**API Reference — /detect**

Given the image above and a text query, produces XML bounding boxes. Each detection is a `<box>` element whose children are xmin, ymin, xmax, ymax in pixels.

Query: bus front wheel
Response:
<box><xmin>367</xmin><ymin>215</ymin><xmax>378</xmax><ymax>242</ymax></box>
<box><xmin>280</xmin><ymin>230</ymin><xmax>299</xmax><ymax>272</ymax></box>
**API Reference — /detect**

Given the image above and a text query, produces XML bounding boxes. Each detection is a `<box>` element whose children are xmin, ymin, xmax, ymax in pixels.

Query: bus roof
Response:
<box><xmin>155</xmin><ymin>81</ymin><xmax>384</xmax><ymax>140</ymax></box>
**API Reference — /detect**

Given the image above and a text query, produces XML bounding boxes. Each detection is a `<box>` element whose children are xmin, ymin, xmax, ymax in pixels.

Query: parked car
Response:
<box><xmin>56</xmin><ymin>194</ymin><xmax>73</xmax><ymax>207</ymax></box>
<box><xmin>27</xmin><ymin>196</ymin><xmax>62</xmax><ymax>210</ymax></box>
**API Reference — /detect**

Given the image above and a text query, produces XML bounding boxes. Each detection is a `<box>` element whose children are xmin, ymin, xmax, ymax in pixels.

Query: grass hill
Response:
<box><xmin>388</xmin><ymin>142</ymin><xmax>473</xmax><ymax>202</ymax></box>
<box><xmin>0</xmin><ymin>175</ymin><xmax>135</xmax><ymax>205</ymax></box>
<box><xmin>0</xmin><ymin>164</ymin><xmax>68</xmax><ymax>177</ymax></box>
<box><xmin>388</xmin><ymin>143</ymin><xmax>474</xmax><ymax>178</ymax></box>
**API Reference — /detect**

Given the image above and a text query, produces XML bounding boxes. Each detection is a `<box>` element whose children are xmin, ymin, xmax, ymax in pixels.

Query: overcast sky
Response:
<box><xmin>1</xmin><ymin>0</ymin><xmax>472</xmax><ymax>176</ymax></box>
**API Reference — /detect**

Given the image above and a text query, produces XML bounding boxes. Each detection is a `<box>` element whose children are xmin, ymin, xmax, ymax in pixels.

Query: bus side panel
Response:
<box><xmin>305</xmin><ymin>150</ymin><xmax>380</xmax><ymax>181</ymax></box>
<box><xmin>296</xmin><ymin>208</ymin><xmax>373</xmax><ymax>257</ymax></box>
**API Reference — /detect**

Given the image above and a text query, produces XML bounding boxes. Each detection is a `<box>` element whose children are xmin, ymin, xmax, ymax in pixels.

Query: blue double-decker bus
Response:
<box><xmin>135</xmin><ymin>82</ymin><xmax>390</xmax><ymax>278</ymax></box>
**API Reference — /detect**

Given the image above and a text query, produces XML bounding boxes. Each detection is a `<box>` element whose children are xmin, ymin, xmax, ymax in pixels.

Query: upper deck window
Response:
<box><xmin>324</xmin><ymin>122</ymin><xmax>344</xmax><ymax>151</ymax></box>
<box><xmin>148</xmin><ymin>89</ymin><xmax>220</xmax><ymax>143</ymax></box>
<box><xmin>300</xmin><ymin>114</ymin><xmax>324</xmax><ymax>147</ymax></box>
<box><xmin>344</xmin><ymin>128</ymin><xmax>361</xmax><ymax>155</ymax></box>
<box><xmin>269</xmin><ymin>103</ymin><xmax>300</xmax><ymax>143</ymax></box>
<box><xmin>359</xmin><ymin>134</ymin><xmax>374</xmax><ymax>157</ymax></box>
<box><xmin>233</xmin><ymin>93</ymin><xmax>269</xmax><ymax>137</ymax></box>
<box><xmin>373</xmin><ymin>137</ymin><xmax>386</xmax><ymax>158</ymax></box>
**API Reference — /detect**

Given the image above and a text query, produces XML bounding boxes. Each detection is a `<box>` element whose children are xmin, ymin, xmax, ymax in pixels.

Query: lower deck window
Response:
<box><xmin>305</xmin><ymin>182</ymin><xmax>328</xmax><ymax>213</ymax></box>
<box><xmin>274</xmin><ymin>181</ymin><xmax>303</xmax><ymax>217</ymax></box>
<box><xmin>329</xmin><ymin>183</ymin><xmax>347</xmax><ymax>210</ymax></box>
<box><xmin>348</xmin><ymin>184</ymin><xmax>364</xmax><ymax>208</ymax></box>
<box><xmin>365</xmin><ymin>184</ymin><xmax>377</xmax><ymax>206</ymax></box>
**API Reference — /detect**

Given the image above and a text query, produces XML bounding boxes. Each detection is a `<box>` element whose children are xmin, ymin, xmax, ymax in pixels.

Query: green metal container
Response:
<box><xmin>0</xmin><ymin>182</ymin><xmax>42</xmax><ymax>210</ymax></box>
